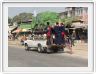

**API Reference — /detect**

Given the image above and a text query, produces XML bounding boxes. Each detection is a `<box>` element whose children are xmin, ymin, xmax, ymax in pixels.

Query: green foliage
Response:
<box><xmin>19</xmin><ymin>23</ymin><xmax>32</xmax><ymax>29</ymax></box>
<box><xmin>12</xmin><ymin>13</ymin><xmax>33</xmax><ymax>24</ymax></box>
<box><xmin>13</xmin><ymin>15</ymin><xmax>21</xmax><ymax>24</ymax></box>
<box><xmin>12</xmin><ymin>11</ymin><xmax>79</xmax><ymax>29</ymax></box>
<box><xmin>61</xmin><ymin>16</ymin><xmax>78</xmax><ymax>26</ymax></box>
<box><xmin>31</xmin><ymin>16</ymin><xmax>38</xmax><ymax>29</ymax></box>
<box><xmin>37</xmin><ymin>11</ymin><xmax>59</xmax><ymax>26</ymax></box>
<box><xmin>8</xmin><ymin>17</ymin><xmax>12</xmax><ymax>24</ymax></box>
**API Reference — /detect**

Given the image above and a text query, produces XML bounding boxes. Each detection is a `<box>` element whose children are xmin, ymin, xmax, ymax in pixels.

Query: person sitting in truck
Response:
<box><xmin>20</xmin><ymin>35</ymin><xmax>27</xmax><ymax>45</ymax></box>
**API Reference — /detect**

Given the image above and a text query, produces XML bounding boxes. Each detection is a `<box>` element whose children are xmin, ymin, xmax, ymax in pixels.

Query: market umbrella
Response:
<box><xmin>22</xmin><ymin>29</ymin><xmax>27</xmax><ymax>32</ymax></box>
<box><xmin>71</xmin><ymin>23</ymin><xmax>87</xmax><ymax>29</ymax></box>
<box><xmin>21</xmin><ymin>29</ymin><xmax>29</xmax><ymax>35</ymax></box>
<box><xmin>12</xmin><ymin>29</ymin><xmax>22</xmax><ymax>33</ymax></box>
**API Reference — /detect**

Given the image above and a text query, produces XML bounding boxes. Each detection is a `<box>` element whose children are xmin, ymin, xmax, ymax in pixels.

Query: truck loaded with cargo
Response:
<box><xmin>24</xmin><ymin>22</ymin><xmax>66</xmax><ymax>53</ymax></box>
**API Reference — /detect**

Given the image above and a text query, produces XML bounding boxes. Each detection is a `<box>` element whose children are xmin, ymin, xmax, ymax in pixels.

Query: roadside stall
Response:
<box><xmin>71</xmin><ymin>21</ymin><xmax>88</xmax><ymax>43</ymax></box>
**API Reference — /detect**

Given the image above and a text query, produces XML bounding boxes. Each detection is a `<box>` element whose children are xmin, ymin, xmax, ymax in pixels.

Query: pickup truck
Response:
<box><xmin>24</xmin><ymin>34</ymin><xmax>64</xmax><ymax>53</ymax></box>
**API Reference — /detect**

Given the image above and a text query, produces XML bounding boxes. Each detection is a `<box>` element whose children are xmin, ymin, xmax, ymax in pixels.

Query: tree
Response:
<box><xmin>13</xmin><ymin>15</ymin><xmax>21</xmax><ymax>24</ymax></box>
<box><xmin>8</xmin><ymin>17</ymin><xmax>12</xmax><ymax>24</ymax></box>
<box><xmin>37</xmin><ymin>11</ymin><xmax>59</xmax><ymax>26</ymax></box>
<box><xmin>61</xmin><ymin>16</ymin><xmax>78</xmax><ymax>26</ymax></box>
<box><xmin>12</xmin><ymin>13</ymin><xmax>33</xmax><ymax>24</ymax></box>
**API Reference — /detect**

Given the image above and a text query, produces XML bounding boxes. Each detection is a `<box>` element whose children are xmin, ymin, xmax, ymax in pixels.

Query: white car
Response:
<box><xmin>24</xmin><ymin>34</ymin><xmax>49</xmax><ymax>53</ymax></box>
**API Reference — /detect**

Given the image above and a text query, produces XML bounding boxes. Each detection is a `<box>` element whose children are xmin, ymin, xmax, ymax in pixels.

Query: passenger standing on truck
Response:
<box><xmin>59</xmin><ymin>23</ymin><xmax>65</xmax><ymax>45</ymax></box>
<box><xmin>20</xmin><ymin>35</ymin><xmax>27</xmax><ymax>45</ymax></box>
<box><xmin>53</xmin><ymin>22</ymin><xmax>60</xmax><ymax>45</ymax></box>
<box><xmin>53</xmin><ymin>22</ymin><xmax>65</xmax><ymax>45</ymax></box>
<box><xmin>45</xmin><ymin>22</ymin><xmax>53</xmax><ymax>46</ymax></box>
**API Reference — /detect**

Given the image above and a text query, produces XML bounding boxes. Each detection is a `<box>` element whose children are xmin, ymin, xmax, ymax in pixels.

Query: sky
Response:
<box><xmin>8</xmin><ymin>7</ymin><xmax>66</xmax><ymax>18</ymax></box>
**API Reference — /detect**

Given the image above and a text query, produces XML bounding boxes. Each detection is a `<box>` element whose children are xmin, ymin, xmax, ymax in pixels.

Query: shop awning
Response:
<box><xmin>12</xmin><ymin>28</ymin><xmax>30</xmax><ymax>33</ymax></box>
<box><xmin>71</xmin><ymin>23</ymin><xmax>88</xmax><ymax>29</ymax></box>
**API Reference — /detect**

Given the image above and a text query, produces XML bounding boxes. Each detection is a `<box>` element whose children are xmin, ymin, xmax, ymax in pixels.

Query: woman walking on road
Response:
<box><xmin>65</xmin><ymin>31</ymin><xmax>73</xmax><ymax>54</ymax></box>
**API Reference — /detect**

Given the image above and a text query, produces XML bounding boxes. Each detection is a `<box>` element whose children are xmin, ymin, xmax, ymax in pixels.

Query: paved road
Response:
<box><xmin>8</xmin><ymin>46</ymin><xmax>88</xmax><ymax>67</ymax></box>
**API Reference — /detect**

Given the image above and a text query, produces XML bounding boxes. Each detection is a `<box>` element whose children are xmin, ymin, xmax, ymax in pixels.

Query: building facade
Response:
<box><xmin>59</xmin><ymin>7</ymin><xmax>88</xmax><ymax>24</ymax></box>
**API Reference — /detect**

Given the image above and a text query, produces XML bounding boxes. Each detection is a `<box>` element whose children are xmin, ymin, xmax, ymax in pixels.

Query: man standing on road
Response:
<box><xmin>71</xmin><ymin>30</ymin><xmax>76</xmax><ymax>46</ymax></box>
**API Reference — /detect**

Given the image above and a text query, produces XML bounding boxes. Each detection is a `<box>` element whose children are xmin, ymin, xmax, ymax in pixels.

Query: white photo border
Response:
<box><xmin>0</xmin><ymin>1</ymin><xmax>2</xmax><ymax>73</ymax></box>
<box><xmin>94</xmin><ymin>1</ymin><xmax>96</xmax><ymax>72</ymax></box>
<box><xmin>2</xmin><ymin>2</ymin><xmax>94</xmax><ymax>73</ymax></box>
<box><xmin>2</xmin><ymin>0</ymin><xmax>94</xmax><ymax>3</ymax></box>
<box><xmin>3</xmin><ymin>73</ymin><xmax>94</xmax><ymax>74</ymax></box>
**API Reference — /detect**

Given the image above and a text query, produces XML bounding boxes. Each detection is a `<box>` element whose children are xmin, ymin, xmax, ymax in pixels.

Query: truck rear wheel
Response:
<box><xmin>53</xmin><ymin>49</ymin><xmax>58</xmax><ymax>53</ymax></box>
<box><xmin>46</xmin><ymin>48</ymin><xmax>52</xmax><ymax>53</ymax></box>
